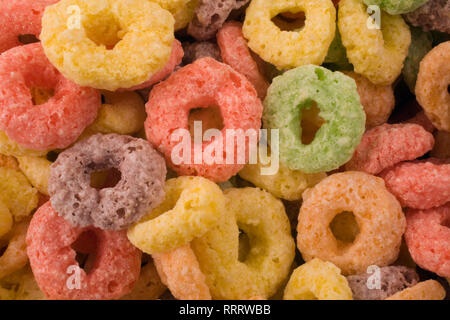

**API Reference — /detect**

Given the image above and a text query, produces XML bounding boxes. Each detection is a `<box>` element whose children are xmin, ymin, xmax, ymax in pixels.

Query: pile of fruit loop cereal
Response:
<box><xmin>0</xmin><ymin>0</ymin><xmax>448</xmax><ymax>300</ymax></box>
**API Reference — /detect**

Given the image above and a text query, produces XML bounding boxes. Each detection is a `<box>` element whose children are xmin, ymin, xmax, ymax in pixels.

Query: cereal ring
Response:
<box><xmin>404</xmin><ymin>204</ymin><xmax>450</xmax><ymax>278</ymax></box>
<box><xmin>17</xmin><ymin>156</ymin><xmax>51</xmax><ymax>196</ymax></box>
<box><xmin>431</xmin><ymin>131</ymin><xmax>450</xmax><ymax>159</ymax></box>
<box><xmin>80</xmin><ymin>91</ymin><xmax>146</xmax><ymax>140</ymax></box>
<box><xmin>217</xmin><ymin>21</ymin><xmax>269</xmax><ymax>100</ymax></box>
<box><xmin>121</xmin><ymin>257</ymin><xmax>167</xmax><ymax>300</ymax></box>
<box><xmin>188</xmin><ymin>0</ymin><xmax>250</xmax><ymax>40</ymax></box>
<box><xmin>0</xmin><ymin>155</ymin><xmax>19</xmax><ymax>171</ymax></box>
<box><xmin>0</xmin><ymin>219</ymin><xmax>30</xmax><ymax>279</ymax></box>
<box><xmin>415</xmin><ymin>41</ymin><xmax>450</xmax><ymax>132</ymax></box>
<box><xmin>343</xmin><ymin>71</ymin><xmax>395</xmax><ymax>129</ymax></box>
<box><xmin>238</xmin><ymin>148</ymin><xmax>326</xmax><ymax>201</ymax></box>
<box><xmin>26</xmin><ymin>202</ymin><xmax>141</xmax><ymax>300</ymax></box>
<box><xmin>386</xmin><ymin>280</ymin><xmax>446</xmax><ymax>300</ymax></box>
<box><xmin>49</xmin><ymin>134</ymin><xmax>166</xmax><ymax>230</ymax></box>
<box><xmin>145</xmin><ymin>57</ymin><xmax>263</xmax><ymax>182</ymax></box>
<box><xmin>0</xmin><ymin>200</ymin><xmax>13</xmax><ymax>238</ymax></box>
<box><xmin>0</xmin><ymin>167</ymin><xmax>38</xmax><ymax>221</ymax></box>
<box><xmin>338</xmin><ymin>0</ymin><xmax>411</xmax><ymax>85</ymax></box>
<box><xmin>127</xmin><ymin>176</ymin><xmax>226</xmax><ymax>254</ymax></box>
<box><xmin>263</xmin><ymin>65</ymin><xmax>365</xmax><ymax>173</ymax></box>
<box><xmin>405</xmin><ymin>0</ymin><xmax>450</xmax><ymax>33</ymax></box>
<box><xmin>404</xmin><ymin>110</ymin><xmax>435</xmax><ymax>133</ymax></box>
<box><xmin>40</xmin><ymin>0</ymin><xmax>175</xmax><ymax>91</ymax></box>
<box><xmin>191</xmin><ymin>188</ymin><xmax>295</xmax><ymax>299</ymax></box>
<box><xmin>297</xmin><ymin>172</ymin><xmax>406</xmax><ymax>275</ymax></box>
<box><xmin>379</xmin><ymin>159</ymin><xmax>450</xmax><ymax>210</ymax></box>
<box><xmin>0</xmin><ymin>131</ymin><xmax>47</xmax><ymax>158</ymax></box>
<box><xmin>345</xmin><ymin>124</ymin><xmax>434</xmax><ymax>175</ymax></box>
<box><xmin>182</xmin><ymin>41</ymin><xmax>222</xmax><ymax>64</ymax></box>
<box><xmin>362</xmin><ymin>0</ymin><xmax>429</xmax><ymax>14</ymax></box>
<box><xmin>346</xmin><ymin>266</ymin><xmax>419</xmax><ymax>300</ymax></box>
<box><xmin>1</xmin><ymin>266</ymin><xmax>46</xmax><ymax>300</ymax></box>
<box><xmin>153</xmin><ymin>244</ymin><xmax>211</xmax><ymax>300</ymax></box>
<box><xmin>0</xmin><ymin>43</ymin><xmax>101</xmax><ymax>150</ymax></box>
<box><xmin>153</xmin><ymin>0</ymin><xmax>198</xmax><ymax>30</ymax></box>
<box><xmin>283</xmin><ymin>258</ymin><xmax>353</xmax><ymax>300</ymax></box>
<box><xmin>0</xmin><ymin>0</ymin><xmax>58</xmax><ymax>53</ymax></box>
<box><xmin>242</xmin><ymin>0</ymin><xmax>336</xmax><ymax>70</ymax></box>
<box><xmin>123</xmin><ymin>40</ymin><xmax>184</xmax><ymax>91</ymax></box>
<box><xmin>402</xmin><ymin>27</ymin><xmax>433</xmax><ymax>93</ymax></box>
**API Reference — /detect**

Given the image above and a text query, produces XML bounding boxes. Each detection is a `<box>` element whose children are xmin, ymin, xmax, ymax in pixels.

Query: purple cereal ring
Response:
<box><xmin>0</xmin><ymin>0</ymin><xmax>58</xmax><ymax>53</ymax></box>
<box><xmin>26</xmin><ymin>202</ymin><xmax>142</xmax><ymax>300</ymax></box>
<box><xmin>0</xmin><ymin>43</ymin><xmax>101</xmax><ymax>150</ymax></box>
<box><xmin>49</xmin><ymin>133</ymin><xmax>166</xmax><ymax>230</ymax></box>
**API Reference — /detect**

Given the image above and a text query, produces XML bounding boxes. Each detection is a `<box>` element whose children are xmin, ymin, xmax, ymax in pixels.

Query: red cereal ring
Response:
<box><xmin>26</xmin><ymin>202</ymin><xmax>141</xmax><ymax>300</ymax></box>
<box><xmin>0</xmin><ymin>0</ymin><xmax>58</xmax><ymax>53</ymax></box>
<box><xmin>345</xmin><ymin>123</ymin><xmax>434</xmax><ymax>175</ymax></box>
<box><xmin>404</xmin><ymin>204</ymin><xmax>450</xmax><ymax>278</ymax></box>
<box><xmin>145</xmin><ymin>57</ymin><xmax>263</xmax><ymax>182</ymax></box>
<box><xmin>0</xmin><ymin>43</ymin><xmax>100</xmax><ymax>150</ymax></box>
<box><xmin>122</xmin><ymin>40</ymin><xmax>184</xmax><ymax>91</ymax></box>
<box><xmin>217</xmin><ymin>21</ymin><xmax>269</xmax><ymax>100</ymax></box>
<box><xmin>379</xmin><ymin>158</ymin><xmax>450</xmax><ymax>210</ymax></box>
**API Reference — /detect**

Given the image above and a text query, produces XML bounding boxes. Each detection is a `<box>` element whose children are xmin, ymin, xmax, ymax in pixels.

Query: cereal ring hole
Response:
<box><xmin>71</xmin><ymin>229</ymin><xmax>98</xmax><ymax>274</ymax></box>
<box><xmin>442</xmin><ymin>217</ymin><xmax>450</xmax><ymax>229</ymax></box>
<box><xmin>238</xmin><ymin>229</ymin><xmax>251</xmax><ymax>262</ymax></box>
<box><xmin>82</xmin><ymin>11</ymin><xmax>123</xmax><ymax>50</ymax></box>
<box><xmin>329</xmin><ymin>211</ymin><xmax>360</xmax><ymax>245</ymax></box>
<box><xmin>17</xmin><ymin>34</ymin><xmax>39</xmax><ymax>45</ymax></box>
<box><xmin>188</xmin><ymin>106</ymin><xmax>225</xmax><ymax>138</ymax></box>
<box><xmin>30</xmin><ymin>87</ymin><xmax>54</xmax><ymax>106</ymax></box>
<box><xmin>271</xmin><ymin>11</ymin><xmax>305</xmax><ymax>32</ymax></box>
<box><xmin>300</xmin><ymin>101</ymin><xmax>326</xmax><ymax>145</ymax></box>
<box><xmin>89</xmin><ymin>167</ymin><xmax>122</xmax><ymax>190</ymax></box>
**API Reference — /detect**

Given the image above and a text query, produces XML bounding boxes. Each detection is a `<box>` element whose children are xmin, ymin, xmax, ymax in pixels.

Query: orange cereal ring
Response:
<box><xmin>415</xmin><ymin>41</ymin><xmax>450</xmax><ymax>132</ymax></box>
<box><xmin>0</xmin><ymin>218</ymin><xmax>30</xmax><ymax>279</ymax></box>
<box><xmin>297</xmin><ymin>172</ymin><xmax>406</xmax><ymax>275</ymax></box>
<box><xmin>343</xmin><ymin>71</ymin><xmax>395</xmax><ymax>129</ymax></box>
<box><xmin>153</xmin><ymin>244</ymin><xmax>211</xmax><ymax>300</ymax></box>
<box><xmin>386</xmin><ymin>280</ymin><xmax>446</xmax><ymax>300</ymax></box>
<box><xmin>217</xmin><ymin>21</ymin><xmax>269</xmax><ymax>100</ymax></box>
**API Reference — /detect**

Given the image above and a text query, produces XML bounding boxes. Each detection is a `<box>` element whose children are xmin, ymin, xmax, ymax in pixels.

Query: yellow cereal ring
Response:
<box><xmin>121</xmin><ymin>257</ymin><xmax>167</xmax><ymax>300</ymax></box>
<box><xmin>40</xmin><ymin>0</ymin><xmax>175</xmax><ymax>91</ymax></box>
<box><xmin>0</xmin><ymin>167</ymin><xmax>38</xmax><ymax>221</ymax></box>
<box><xmin>191</xmin><ymin>188</ymin><xmax>296</xmax><ymax>299</ymax></box>
<box><xmin>6</xmin><ymin>266</ymin><xmax>46</xmax><ymax>300</ymax></box>
<box><xmin>242</xmin><ymin>0</ymin><xmax>336</xmax><ymax>70</ymax></box>
<box><xmin>0</xmin><ymin>154</ymin><xmax>19</xmax><ymax>171</ymax></box>
<box><xmin>17</xmin><ymin>156</ymin><xmax>51</xmax><ymax>196</ymax></box>
<box><xmin>343</xmin><ymin>71</ymin><xmax>395</xmax><ymax>129</ymax></box>
<box><xmin>153</xmin><ymin>244</ymin><xmax>211</xmax><ymax>300</ymax></box>
<box><xmin>338</xmin><ymin>0</ymin><xmax>411</xmax><ymax>85</ymax></box>
<box><xmin>0</xmin><ymin>131</ymin><xmax>47</xmax><ymax>158</ymax></box>
<box><xmin>127</xmin><ymin>176</ymin><xmax>226</xmax><ymax>254</ymax></box>
<box><xmin>0</xmin><ymin>219</ymin><xmax>30</xmax><ymax>279</ymax></box>
<box><xmin>431</xmin><ymin>131</ymin><xmax>450</xmax><ymax>159</ymax></box>
<box><xmin>0</xmin><ymin>200</ymin><xmax>12</xmax><ymax>239</ymax></box>
<box><xmin>415</xmin><ymin>41</ymin><xmax>450</xmax><ymax>132</ymax></box>
<box><xmin>80</xmin><ymin>91</ymin><xmax>146</xmax><ymax>139</ymax></box>
<box><xmin>386</xmin><ymin>280</ymin><xmax>446</xmax><ymax>300</ymax></box>
<box><xmin>297</xmin><ymin>172</ymin><xmax>406</xmax><ymax>275</ymax></box>
<box><xmin>152</xmin><ymin>0</ymin><xmax>198</xmax><ymax>30</ymax></box>
<box><xmin>238</xmin><ymin>149</ymin><xmax>326</xmax><ymax>201</ymax></box>
<box><xmin>283</xmin><ymin>258</ymin><xmax>353</xmax><ymax>300</ymax></box>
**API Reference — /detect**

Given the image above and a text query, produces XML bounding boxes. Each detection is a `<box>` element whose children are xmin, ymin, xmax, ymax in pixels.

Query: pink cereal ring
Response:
<box><xmin>123</xmin><ymin>40</ymin><xmax>184</xmax><ymax>91</ymax></box>
<box><xmin>0</xmin><ymin>0</ymin><xmax>58</xmax><ymax>53</ymax></box>
<box><xmin>379</xmin><ymin>158</ymin><xmax>450</xmax><ymax>210</ymax></box>
<box><xmin>145</xmin><ymin>57</ymin><xmax>263</xmax><ymax>182</ymax></box>
<box><xmin>345</xmin><ymin>123</ymin><xmax>434</xmax><ymax>175</ymax></box>
<box><xmin>26</xmin><ymin>202</ymin><xmax>141</xmax><ymax>300</ymax></box>
<box><xmin>0</xmin><ymin>43</ymin><xmax>100</xmax><ymax>150</ymax></box>
<box><xmin>405</xmin><ymin>204</ymin><xmax>450</xmax><ymax>278</ymax></box>
<box><xmin>217</xmin><ymin>21</ymin><xmax>269</xmax><ymax>100</ymax></box>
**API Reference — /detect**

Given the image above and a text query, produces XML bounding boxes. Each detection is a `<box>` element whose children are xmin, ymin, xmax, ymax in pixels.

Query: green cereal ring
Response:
<box><xmin>362</xmin><ymin>0</ymin><xmax>429</xmax><ymax>15</ymax></box>
<box><xmin>263</xmin><ymin>65</ymin><xmax>365</xmax><ymax>173</ymax></box>
<box><xmin>402</xmin><ymin>27</ymin><xmax>433</xmax><ymax>93</ymax></box>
